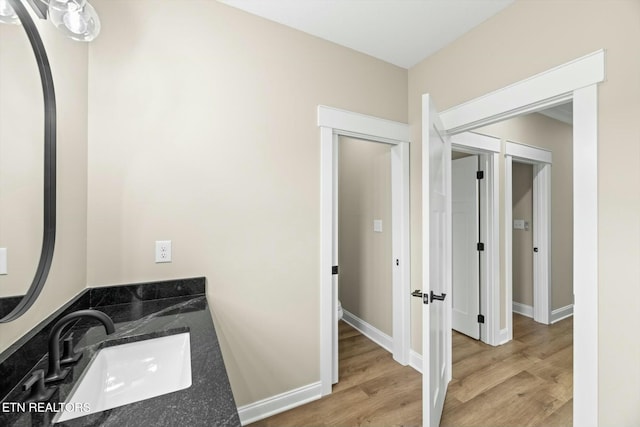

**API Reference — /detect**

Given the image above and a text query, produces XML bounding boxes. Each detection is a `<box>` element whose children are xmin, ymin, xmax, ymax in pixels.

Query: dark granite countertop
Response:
<box><xmin>0</xmin><ymin>278</ymin><xmax>241</xmax><ymax>427</ymax></box>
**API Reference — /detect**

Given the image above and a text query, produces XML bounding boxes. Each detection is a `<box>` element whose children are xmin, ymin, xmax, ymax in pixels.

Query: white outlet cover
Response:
<box><xmin>513</xmin><ymin>219</ymin><xmax>525</xmax><ymax>230</ymax></box>
<box><xmin>155</xmin><ymin>240</ymin><xmax>172</xmax><ymax>263</ymax></box>
<box><xmin>373</xmin><ymin>220</ymin><xmax>383</xmax><ymax>233</ymax></box>
<box><xmin>0</xmin><ymin>248</ymin><xmax>6</xmax><ymax>275</ymax></box>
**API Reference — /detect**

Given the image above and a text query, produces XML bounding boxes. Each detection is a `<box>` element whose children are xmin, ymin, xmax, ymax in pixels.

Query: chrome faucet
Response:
<box><xmin>45</xmin><ymin>309</ymin><xmax>115</xmax><ymax>383</ymax></box>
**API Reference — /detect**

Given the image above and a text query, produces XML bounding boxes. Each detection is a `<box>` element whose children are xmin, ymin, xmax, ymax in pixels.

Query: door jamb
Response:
<box><xmin>439</xmin><ymin>49</ymin><xmax>603</xmax><ymax>427</ymax></box>
<box><xmin>451</xmin><ymin>132</ymin><xmax>501</xmax><ymax>345</ymax></box>
<box><xmin>318</xmin><ymin>106</ymin><xmax>411</xmax><ymax>396</ymax></box>
<box><xmin>504</xmin><ymin>141</ymin><xmax>552</xmax><ymax>343</ymax></box>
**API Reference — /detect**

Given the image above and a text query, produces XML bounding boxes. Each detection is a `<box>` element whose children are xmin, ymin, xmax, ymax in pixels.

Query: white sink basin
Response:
<box><xmin>55</xmin><ymin>332</ymin><xmax>192</xmax><ymax>423</ymax></box>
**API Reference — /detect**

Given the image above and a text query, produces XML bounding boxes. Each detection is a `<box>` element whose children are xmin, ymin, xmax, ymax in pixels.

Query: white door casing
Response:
<box><xmin>318</xmin><ymin>106</ymin><xmax>411</xmax><ymax>396</ymax></box>
<box><xmin>439</xmin><ymin>50</ymin><xmax>603</xmax><ymax>427</ymax></box>
<box><xmin>422</xmin><ymin>94</ymin><xmax>452</xmax><ymax>427</ymax></box>
<box><xmin>452</xmin><ymin>155</ymin><xmax>480</xmax><ymax>339</ymax></box>
<box><xmin>504</xmin><ymin>141</ymin><xmax>552</xmax><ymax>336</ymax></box>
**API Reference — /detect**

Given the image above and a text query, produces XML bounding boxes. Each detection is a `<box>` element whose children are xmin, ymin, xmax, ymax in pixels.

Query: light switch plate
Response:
<box><xmin>513</xmin><ymin>219</ymin><xmax>525</xmax><ymax>230</ymax></box>
<box><xmin>0</xmin><ymin>248</ymin><xmax>6</xmax><ymax>275</ymax></box>
<box><xmin>373</xmin><ymin>220</ymin><xmax>383</xmax><ymax>233</ymax></box>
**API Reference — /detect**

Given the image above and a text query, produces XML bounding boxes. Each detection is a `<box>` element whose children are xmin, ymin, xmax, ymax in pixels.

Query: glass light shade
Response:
<box><xmin>48</xmin><ymin>0</ymin><xmax>100</xmax><ymax>42</ymax></box>
<box><xmin>0</xmin><ymin>0</ymin><xmax>20</xmax><ymax>25</ymax></box>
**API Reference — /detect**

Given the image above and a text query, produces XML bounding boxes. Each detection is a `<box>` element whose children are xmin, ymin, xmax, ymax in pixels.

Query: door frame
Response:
<box><xmin>451</xmin><ymin>132</ymin><xmax>501</xmax><ymax>345</ymax></box>
<box><xmin>438</xmin><ymin>49</ymin><xmax>603</xmax><ymax>427</ymax></box>
<box><xmin>504</xmin><ymin>142</ymin><xmax>553</xmax><ymax>340</ymax></box>
<box><xmin>318</xmin><ymin>105</ymin><xmax>411</xmax><ymax>396</ymax></box>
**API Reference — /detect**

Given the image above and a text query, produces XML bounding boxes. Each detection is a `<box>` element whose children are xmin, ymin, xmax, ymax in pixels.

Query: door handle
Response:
<box><xmin>411</xmin><ymin>290</ymin><xmax>429</xmax><ymax>304</ymax></box>
<box><xmin>430</xmin><ymin>291</ymin><xmax>447</xmax><ymax>303</ymax></box>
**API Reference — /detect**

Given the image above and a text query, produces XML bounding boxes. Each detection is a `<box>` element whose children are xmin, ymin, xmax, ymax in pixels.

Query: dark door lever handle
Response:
<box><xmin>411</xmin><ymin>290</ymin><xmax>423</xmax><ymax>298</ymax></box>
<box><xmin>430</xmin><ymin>291</ymin><xmax>447</xmax><ymax>303</ymax></box>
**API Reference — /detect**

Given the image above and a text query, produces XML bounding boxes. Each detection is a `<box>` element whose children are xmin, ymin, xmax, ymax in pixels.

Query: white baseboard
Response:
<box><xmin>237</xmin><ymin>382</ymin><xmax>322</xmax><ymax>426</ymax></box>
<box><xmin>512</xmin><ymin>301</ymin><xmax>533</xmax><ymax>318</ymax></box>
<box><xmin>409</xmin><ymin>350</ymin><xmax>423</xmax><ymax>374</ymax></box>
<box><xmin>551</xmin><ymin>304</ymin><xmax>574</xmax><ymax>323</ymax></box>
<box><xmin>342</xmin><ymin>309</ymin><xmax>393</xmax><ymax>353</ymax></box>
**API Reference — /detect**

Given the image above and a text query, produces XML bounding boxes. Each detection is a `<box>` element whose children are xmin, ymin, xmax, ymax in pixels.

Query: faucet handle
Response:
<box><xmin>23</xmin><ymin>370</ymin><xmax>56</xmax><ymax>403</ymax></box>
<box><xmin>60</xmin><ymin>334</ymin><xmax>83</xmax><ymax>365</ymax></box>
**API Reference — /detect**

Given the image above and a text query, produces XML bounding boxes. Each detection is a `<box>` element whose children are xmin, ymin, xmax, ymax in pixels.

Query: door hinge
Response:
<box><xmin>477</xmin><ymin>242</ymin><xmax>485</xmax><ymax>251</ymax></box>
<box><xmin>477</xmin><ymin>314</ymin><xmax>485</xmax><ymax>324</ymax></box>
<box><xmin>476</xmin><ymin>171</ymin><xmax>484</xmax><ymax>180</ymax></box>
<box><xmin>332</xmin><ymin>265</ymin><xmax>339</xmax><ymax>275</ymax></box>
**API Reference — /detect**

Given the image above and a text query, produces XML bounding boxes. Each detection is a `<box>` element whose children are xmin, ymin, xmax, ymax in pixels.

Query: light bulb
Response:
<box><xmin>62</xmin><ymin>3</ymin><xmax>87</xmax><ymax>34</ymax></box>
<box><xmin>48</xmin><ymin>0</ymin><xmax>100</xmax><ymax>41</ymax></box>
<box><xmin>0</xmin><ymin>0</ymin><xmax>20</xmax><ymax>25</ymax></box>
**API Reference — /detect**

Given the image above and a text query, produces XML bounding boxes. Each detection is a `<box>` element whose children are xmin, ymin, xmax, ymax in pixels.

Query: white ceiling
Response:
<box><xmin>538</xmin><ymin>102</ymin><xmax>573</xmax><ymax>125</ymax></box>
<box><xmin>218</xmin><ymin>0</ymin><xmax>515</xmax><ymax>69</ymax></box>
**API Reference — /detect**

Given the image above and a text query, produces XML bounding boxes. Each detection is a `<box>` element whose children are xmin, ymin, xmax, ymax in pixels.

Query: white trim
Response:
<box><xmin>505</xmin><ymin>141</ymin><xmax>552</xmax><ymax>164</ymax></box>
<box><xmin>391</xmin><ymin>142</ymin><xmax>411</xmax><ymax>364</ymax></box>
<box><xmin>505</xmin><ymin>153</ymin><xmax>552</xmax><ymax>330</ymax></box>
<box><xmin>318</xmin><ymin>106</ymin><xmax>411</xmax><ymax>397</ymax></box>
<box><xmin>551</xmin><ymin>304</ymin><xmax>574</xmax><ymax>324</ymax></box>
<box><xmin>497</xmin><ymin>328</ymin><xmax>510</xmax><ymax>345</ymax></box>
<box><xmin>512</xmin><ymin>302</ymin><xmax>534</xmax><ymax>318</ymax></box>
<box><xmin>237</xmin><ymin>382</ymin><xmax>322</xmax><ymax>426</ymax></box>
<box><xmin>318</xmin><ymin>105</ymin><xmax>410</xmax><ymax>143</ymax></box>
<box><xmin>331</xmin><ymin>134</ymin><xmax>339</xmax><ymax>385</ymax></box>
<box><xmin>451</xmin><ymin>132</ymin><xmax>501</xmax><ymax>154</ymax></box>
<box><xmin>572</xmin><ymin>85</ymin><xmax>598</xmax><ymax>427</ymax></box>
<box><xmin>532</xmin><ymin>163</ymin><xmax>551</xmax><ymax>325</ymax></box>
<box><xmin>504</xmin><ymin>156</ymin><xmax>514</xmax><ymax>344</ymax></box>
<box><xmin>319</xmin><ymin>125</ymin><xmax>333</xmax><ymax>396</ymax></box>
<box><xmin>409</xmin><ymin>350</ymin><xmax>423</xmax><ymax>374</ymax></box>
<box><xmin>440</xmin><ymin>50</ymin><xmax>604</xmax><ymax>133</ymax></box>
<box><xmin>436</xmin><ymin>50</ymin><xmax>603</xmax><ymax>427</ymax></box>
<box><xmin>342</xmin><ymin>310</ymin><xmax>393</xmax><ymax>353</ymax></box>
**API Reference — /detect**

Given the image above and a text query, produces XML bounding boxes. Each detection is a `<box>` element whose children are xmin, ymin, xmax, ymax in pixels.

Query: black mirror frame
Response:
<box><xmin>1</xmin><ymin>0</ymin><xmax>56</xmax><ymax>322</ymax></box>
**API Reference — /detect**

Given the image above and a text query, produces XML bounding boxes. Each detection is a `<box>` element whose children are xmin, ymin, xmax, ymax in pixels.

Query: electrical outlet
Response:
<box><xmin>0</xmin><ymin>248</ymin><xmax>7</xmax><ymax>275</ymax></box>
<box><xmin>373</xmin><ymin>220</ymin><xmax>383</xmax><ymax>233</ymax></box>
<box><xmin>155</xmin><ymin>240</ymin><xmax>172</xmax><ymax>263</ymax></box>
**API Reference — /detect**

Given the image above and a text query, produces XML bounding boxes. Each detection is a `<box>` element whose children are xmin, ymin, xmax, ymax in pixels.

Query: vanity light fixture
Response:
<box><xmin>2</xmin><ymin>0</ymin><xmax>100</xmax><ymax>41</ymax></box>
<box><xmin>0</xmin><ymin>0</ymin><xmax>20</xmax><ymax>24</ymax></box>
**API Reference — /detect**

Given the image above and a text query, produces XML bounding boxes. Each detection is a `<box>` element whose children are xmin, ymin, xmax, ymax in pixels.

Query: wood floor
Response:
<box><xmin>250</xmin><ymin>314</ymin><xmax>572</xmax><ymax>427</ymax></box>
<box><xmin>442</xmin><ymin>314</ymin><xmax>573</xmax><ymax>427</ymax></box>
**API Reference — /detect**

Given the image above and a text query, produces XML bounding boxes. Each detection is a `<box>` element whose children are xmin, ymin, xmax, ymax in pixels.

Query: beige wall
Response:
<box><xmin>86</xmin><ymin>0</ymin><xmax>407</xmax><ymax>406</ymax></box>
<box><xmin>338</xmin><ymin>137</ymin><xmax>392</xmax><ymax>336</ymax></box>
<box><xmin>408</xmin><ymin>0</ymin><xmax>640</xmax><ymax>423</ymax></box>
<box><xmin>479</xmin><ymin>112</ymin><xmax>574</xmax><ymax>316</ymax></box>
<box><xmin>512</xmin><ymin>162</ymin><xmax>533</xmax><ymax>307</ymax></box>
<box><xmin>0</xmin><ymin>16</ymin><xmax>88</xmax><ymax>352</ymax></box>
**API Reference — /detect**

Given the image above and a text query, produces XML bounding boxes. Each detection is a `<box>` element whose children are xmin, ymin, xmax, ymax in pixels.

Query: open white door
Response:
<box><xmin>452</xmin><ymin>156</ymin><xmax>480</xmax><ymax>339</ymax></box>
<box><xmin>421</xmin><ymin>94</ymin><xmax>452</xmax><ymax>427</ymax></box>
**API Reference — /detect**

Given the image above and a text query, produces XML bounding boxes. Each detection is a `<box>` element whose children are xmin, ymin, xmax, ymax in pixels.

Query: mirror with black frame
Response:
<box><xmin>0</xmin><ymin>0</ymin><xmax>56</xmax><ymax>322</ymax></box>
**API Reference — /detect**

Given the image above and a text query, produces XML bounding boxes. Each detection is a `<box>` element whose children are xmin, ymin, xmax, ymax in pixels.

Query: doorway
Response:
<box><xmin>318</xmin><ymin>105</ymin><xmax>411</xmax><ymax>395</ymax></box>
<box><xmin>337</xmin><ymin>136</ymin><xmax>394</xmax><ymax>368</ymax></box>
<box><xmin>451</xmin><ymin>132</ymin><xmax>501</xmax><ymax>345</ymax></box>
<box><xmin>422</xmin><ymin>50</ymin><xmax>602</xmax><ymax>427</ymax></box>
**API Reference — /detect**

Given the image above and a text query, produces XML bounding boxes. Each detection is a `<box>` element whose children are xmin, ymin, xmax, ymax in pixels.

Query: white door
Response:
<box><xmin>452</xmin><ymin>156</ymin><xmax>480</xmax><ymax>339</ymax></box>
<box><xmin>421</xmin><ymin>94</ymin><xmax>452</xmax><ymax>427</ymax></box>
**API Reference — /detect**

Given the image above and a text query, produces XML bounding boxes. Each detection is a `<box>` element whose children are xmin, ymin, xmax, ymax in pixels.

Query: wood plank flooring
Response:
<box><xmin>250</xmin><ymin>314</ymin><xmax>572</xmax><ymax>427</ymax></box>
<box><xmin>442</xmin><ymin>314</ymin><xmax>573</xmax><ymax>427</ymax></box>
<box><xmin>250</xmin><ymin>321</ymin><xmax>422</xmax><ymax>427</ymax></box>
